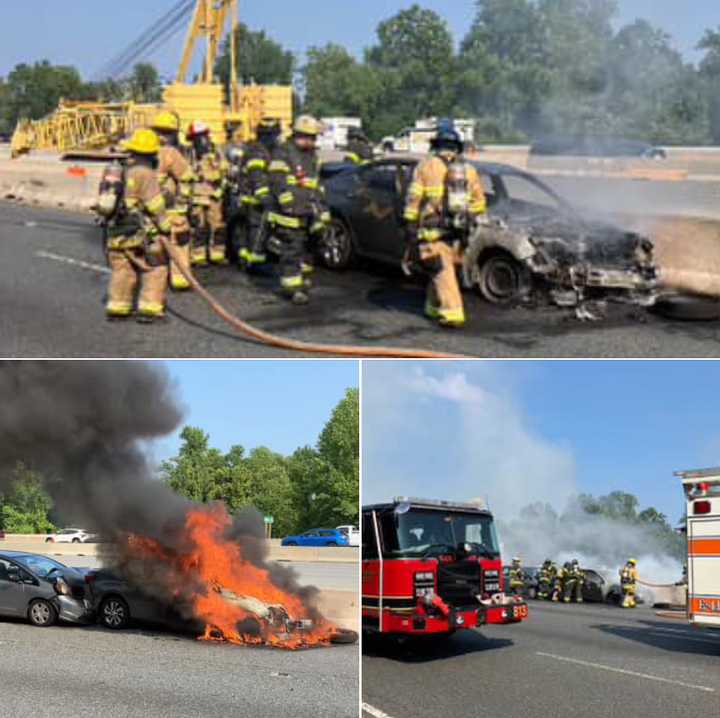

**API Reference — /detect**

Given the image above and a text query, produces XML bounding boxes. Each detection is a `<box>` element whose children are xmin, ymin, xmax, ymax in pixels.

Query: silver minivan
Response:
<box><xmin>0</xmin><ymin>551</ymin><xmax>93</xmax><ymax>627</ymax></box>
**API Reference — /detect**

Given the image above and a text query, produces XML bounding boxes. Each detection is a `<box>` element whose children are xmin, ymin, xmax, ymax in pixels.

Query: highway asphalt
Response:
<box><xmin>5</xmin><ymin>201</ymin><xmax>720</xmax><ymax>358</ymax></box>
<box><xmin>0</xmin><ymin>616</ymin><xmax>358</xmax><ymax>718</ymax></box>
<box><xmin>362</xmin><ymin>601</ymin><xmax>719</xmax><ymax>718</ymax></box>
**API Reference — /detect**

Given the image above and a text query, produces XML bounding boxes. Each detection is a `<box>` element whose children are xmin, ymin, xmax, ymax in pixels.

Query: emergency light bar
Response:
<box><xmin>392</xmin><ymin>496</ymin><xmax>489</xmax><ymax>512</ymax></box>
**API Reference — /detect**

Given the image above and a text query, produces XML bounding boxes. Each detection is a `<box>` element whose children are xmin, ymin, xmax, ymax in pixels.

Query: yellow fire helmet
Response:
<box><xmin>628</xmin><ymin>558</ymin><xmax>637</xmax><ymax>565</ymax></box>
<box><xmin>152</xmin><ymin>111</ymin><xmax>180</xmax><ymax>133</ymax></box>
<box><xmin>122</xmin><ymin>128</ymin><xmax>161</xmax><ymax>155</ymax></box>
<box><xmin>293</xmin><ymin>114</ymin><xmax>322</xmax><ymax>136</ymax></box>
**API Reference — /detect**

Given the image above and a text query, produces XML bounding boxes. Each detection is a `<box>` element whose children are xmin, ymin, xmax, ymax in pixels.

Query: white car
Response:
<box><xmin>336</xmin><ymin>525</ymin><xmax>360</xmax><ymax>547</ymax></box>
<box><xmin>45</xmin><ymin>528</ymin><xmax>95</xmax><ymax>544</ymax></box>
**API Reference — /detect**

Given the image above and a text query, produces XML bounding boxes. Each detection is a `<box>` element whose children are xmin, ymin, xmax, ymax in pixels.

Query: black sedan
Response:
<box><xmin>319</xmin><ymin>158</ymin><xmax>659</xmax><ymax>314</ymax></box>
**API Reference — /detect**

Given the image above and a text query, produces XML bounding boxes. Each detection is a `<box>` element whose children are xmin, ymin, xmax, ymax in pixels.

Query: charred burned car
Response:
<box><xmin>0</xmin><ymin>552</ymin><xmax>93</xmax><ymax>627</ymax></box>
<box><xmin>319</xmin><ymin>159</ymin><xmax>659</xmax><ymax>316</ymax></box>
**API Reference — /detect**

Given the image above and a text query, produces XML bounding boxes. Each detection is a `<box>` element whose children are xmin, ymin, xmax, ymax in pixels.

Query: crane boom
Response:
<box><xmin>177</xmin><ymin>0</ymin><xmax>234</xmax><ymax>83</ymax></box>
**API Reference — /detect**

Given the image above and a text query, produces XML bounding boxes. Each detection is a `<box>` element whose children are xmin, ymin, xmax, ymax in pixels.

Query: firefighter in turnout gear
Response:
<box><xmin>508</xmin><ymin>557</ymin><xmax>525</xmax><ymax>596</ymax></box>
<box><xmin>187</xmin><ymin>121</ymin><xmax>228</xmax><ymax>266</ymax></box>
<box><xmin>566</xmin><ymin>559</ymin><xmax>584</xmax><ymax>603</ymax></box>
<box><xmin>344</xmin><ymin>126</ymin><xmax>373</xmax><ymax>165</ymax></box>
<box><xmin>268</xmin><ymin>115</ymin><xmax>330</xmax><ymax>305</ymax></box>
<box><xmin>620</xmin><ymin>559</ymin><xmax>638</xmax><ymax>608</ymax></box>
<box><xmin>223</xmin><ymin>119</ymin><xmax>247</xmax><ymax>263</ymax></box>
<box><xmin>537</xmin><ymin>559</ymin><xmax>555</xmax><ymax>600</ymax></box>
<box><xmin>238</xmin><ymin>118</ymin><xmax>282</xmax><ymax>268</ymax></box>
<box><xmin>151</xmin><ymin>112</ymin><xmax>195</xmax><ymax>291</ymax></box>
<box><xmin>403</xmin><ymin>127</ymin><xmax>487</xmax><ymax>328</ymax></box>
<box><xmin>551</xmin><ymin>563</ymin><xmax>563</xmax><ymax>602</ymax></box>
<box><xmin>96</xmin><ymin>129</ymin><xmax>172</xmax><ymax>322</ymax></box>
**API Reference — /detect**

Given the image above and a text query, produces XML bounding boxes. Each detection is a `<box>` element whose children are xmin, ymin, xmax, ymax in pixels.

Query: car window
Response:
<box><xmin>304</xmin><ymin>530</ymin><xmax>318</xmax><ymax>537</ymax></box>
<box><xmin>501</xmin><ymin>175</ymin><xmax>561</xmax><ymax>209</ymax></box>
<box><xmin>319</xmin><ymin>530</ymin><xmax>334</xmax><ymax>537</ymax></box>
<box><xmin>60</xmin><ymin>529</ymin><xmax>76</xmax><ymax>534</ymax></box>
<box><xmin>365</xmin><ymin>165</ymin><xmax>399</xmax><ymax>194</ymax></box>
<box><xmin>15</xmin><ymin>555</ymin><xmax>66</xmax><ymax>578</ymax></box>
<box><xmin>0</xmin><ymin>559</ymin><xmax>14</xmax><ymax>582</ymax></box>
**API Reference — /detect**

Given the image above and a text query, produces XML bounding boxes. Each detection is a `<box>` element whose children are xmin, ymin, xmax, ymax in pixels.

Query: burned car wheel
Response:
<box><xmin>330</xmin><ymin>628</ymin><xmax>359</xmax><ymax>645</ymax></box>
<box><xmin>478</xmin><ymin>252</ymin><xmax>531</xmax><ymax>305</ymax></box>
<box><xmin>100</xmin><ymin>596</ymin><xmax>130</xmax><ymax>630</ymax></box>
<box><xmin>28</xmin><ymin>599</ymin><xmax>57</xmax><ymax>627</ymax></box>
<box><xmin>653</xmin><ymin>295</ymin><xmax>720</xmax><ymax>322</ymax></box>
<box><xmin>319</xmin><ymin>218</ymin><xmax>354</xmax><ymax>270</ymax></box>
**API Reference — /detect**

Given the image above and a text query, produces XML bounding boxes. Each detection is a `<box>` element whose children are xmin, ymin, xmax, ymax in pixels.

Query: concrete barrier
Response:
<box><xmin>0</xmin><ymin>535</ymin><xmax>358</xmax><ymax>564</ymax></box>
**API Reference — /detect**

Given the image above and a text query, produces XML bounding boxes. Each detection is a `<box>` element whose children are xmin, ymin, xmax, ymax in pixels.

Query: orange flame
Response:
<box><xmin>120</xmin><ymin>504</ymin><xmax>339</xmax><ymax>649</ymax></box>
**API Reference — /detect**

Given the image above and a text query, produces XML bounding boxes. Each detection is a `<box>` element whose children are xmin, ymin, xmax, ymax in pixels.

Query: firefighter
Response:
<box><xmin>551</xmin><ymin>563</ymin><xmax>563</xmax><ymax>602</ymax></box>
<box><xmin>96</xmin><ymin>128</ymin><xmax>172</xmax><ymax>322</ymax></box>
<box><xmin>508</xmin><ymin>557</ymin><xmax>525</xmax><ymax>596</ymax></box>
<box><xmin>620</xmin><ymin>558</ymin><xmax>638</xmax><ymax>608</ymax></box>
<box><xmin>187</xmin><ymin>121</ymin><xmax>229</xmax><ymax>266</ymax></box>
<box><xmin>344</xmin><ymin>126</ymin><xmax>373</xmax><ymax>165</ymax></box>
<box><xmin>570</xmin><ymin>559</ymin><xmax>584</xmax><ymax>603</ymax></box>
<box><xmin>223</xmin><ymin>119</ymin><xmax>247</xmax><ymax>264</ymax></box>
<box><xmin>537</xmin><ymin>559</ymin><xmax>554</xmax><ymax>600</ymax></box>
<box><xmin>150</xmin><ymin>111</ymin><xmax>195</xmax><ymax>291</ymax></box>
<box><xmin>403</xmin><ymin>127</ymin><xmax>487</xmax><ymax>328</ymax></box>
<box><xmin>268</xmin><ymin>115</ymin><xmax>330</xmax><ymax>305</ymax></box>
<box><xmin>238</xmin><ymin>117</ymin><xmax>283</xmax><ymax>269</ymax></box>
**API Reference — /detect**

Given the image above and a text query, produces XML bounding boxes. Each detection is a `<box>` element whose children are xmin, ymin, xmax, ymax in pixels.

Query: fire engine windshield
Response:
<box><xmin>382</xmin><ymin>509</ymin><xmax>500</xmax><ymax>559</ymax></box>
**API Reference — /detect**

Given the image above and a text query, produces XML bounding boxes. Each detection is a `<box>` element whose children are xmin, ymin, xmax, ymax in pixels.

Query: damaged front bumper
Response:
<box><xmin>53</xmin><ymin>595</ymin><xmax>94</xmax><ymax>624</ymax></box>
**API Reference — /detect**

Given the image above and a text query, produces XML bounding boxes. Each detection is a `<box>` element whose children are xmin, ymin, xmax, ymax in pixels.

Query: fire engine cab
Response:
<box><xmin>677</xmin><ymin>468</ymin><xmax>720</xmax><ymax>629</ymax></box>
<box><xmin>362</xmin><ymin>497</ymin><xmax>528</xmax><ymax>636</ymax></box>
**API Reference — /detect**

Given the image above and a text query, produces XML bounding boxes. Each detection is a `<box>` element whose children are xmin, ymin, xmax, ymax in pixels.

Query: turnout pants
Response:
<box><xmin>106</xmin><ymin>242</ymin><xmax>169</xmax><ymax>319</ymax></box>
<box><xmin>191</xmin><ymin>199</ymin><xmax>227</xmax><ymax>266</ymax></box>
<box><xmin>419</xmin><ymin>239</ymin><xmax>465</xmax><ymax>326</ymax></box>
<box><xmin>240</xmin><ymin>206</ymin><xmax>268</xmax><ymax>265</ymax></box>
<box><xmin>277</xmin><ymin>227</ymin><xmax>312</xmax><ymax>295</ymax></box>
<box><xmin>168</xmin><ymin>211</ymin><xmax>192</xmax><ymax>291</ymax></box>
<box><xmin>621</xmin><ymin>583</ymin><xmax>637</xmax><ymax>608</ymax></box>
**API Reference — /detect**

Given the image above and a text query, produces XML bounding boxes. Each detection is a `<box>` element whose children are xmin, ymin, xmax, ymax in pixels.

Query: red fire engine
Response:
<box><xmin>362</xmin><ymin>497</ymin><xmax>528</xmax><ymax>636</ymax></box>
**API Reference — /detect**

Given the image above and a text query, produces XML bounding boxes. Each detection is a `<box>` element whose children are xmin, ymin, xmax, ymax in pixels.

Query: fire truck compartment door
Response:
<box><xmin>688</xmin><ymin>516</ymin><xmax>720</xmax><ymax>625</ymax></box>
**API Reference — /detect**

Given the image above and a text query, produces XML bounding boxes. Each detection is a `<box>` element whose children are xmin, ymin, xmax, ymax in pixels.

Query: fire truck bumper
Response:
<box><xmin>485</xmin><ymin>601</ymin><xmax>529</xmax><ymax>624</ymax></box>
<box><xmin>372</xmin><ymin>606</ymin><xmax>487</xmax><ymax>634</ymax></box>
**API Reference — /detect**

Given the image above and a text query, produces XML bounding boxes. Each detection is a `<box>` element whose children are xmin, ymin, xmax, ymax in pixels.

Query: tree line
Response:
<box><xmin>3</xmin><ymin>1</ymin><xmax>720</xmax><ymax>144</ymax></box>
<box><xmin>0</xmin><ymin>388</ymin><xmax>359</xmax><ymax>537</ymax></box>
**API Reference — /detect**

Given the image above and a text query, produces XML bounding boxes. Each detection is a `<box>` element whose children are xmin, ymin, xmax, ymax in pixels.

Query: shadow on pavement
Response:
<box><xmin>592</xmin><ymin>619</ymin><xmax>720</xmax><ymax>657</ymax></box>
<box><xmin>363</xmin><ymin>629</ymin><xmax>513</xmax><ymax>663</ymax></box>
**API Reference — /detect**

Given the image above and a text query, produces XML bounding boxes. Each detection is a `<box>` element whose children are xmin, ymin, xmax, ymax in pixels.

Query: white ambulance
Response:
<box><xmin>677</xmin><ymin>467</ymin><xmax>720</xmax><ymax>628</ymax></box>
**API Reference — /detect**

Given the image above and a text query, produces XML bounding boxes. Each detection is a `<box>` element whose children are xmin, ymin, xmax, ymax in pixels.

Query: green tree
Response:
<box><xmin>0</xmin><ymin>463</ymin><xmax>55</xmax><ymax>534</ymax></box>
<box><xmin>365</xmin><ymin>5</ymin><xmax>457</xmax><ymax>137</ymax></box>
<box><xmin>216</xmin><ymin>23</ymin><xmax>295</xmax><ymax>86</ymax></box>
<box><xmin>2</xmin><ymin>60</ymin><xmax>85</xmax><ymax>128</ymax></box>
<box><xmin>698</xmin><ymin>28</ymin><xmax>720</xmax><ymax>143</ymax></box>
<box><xmin>243</xmin><ymin>447</ymin><xmax>296</xmax><ymax>537</ymax></box>
<box><xmin>128</xmin><ymin>63</ymin><xmax>163</xmax><ymax>103</ymax></box>
<box><xmin>302</xmin><ymin>44</ymin><xmax>383</xmax><ymax>126</ymax></box>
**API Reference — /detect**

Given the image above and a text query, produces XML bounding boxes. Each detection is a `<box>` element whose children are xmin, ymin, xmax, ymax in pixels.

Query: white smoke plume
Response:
<box><xmin>363</xmin><ymin>362</ymin><xmax>683</xmax><ymax>585</ymax></box>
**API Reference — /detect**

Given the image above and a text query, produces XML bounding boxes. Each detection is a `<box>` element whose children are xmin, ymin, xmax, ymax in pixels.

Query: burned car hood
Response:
<box><xmin>491</xmin><ymin>201</ymin><xmax>653</xmax><ymax>266</ymax></box>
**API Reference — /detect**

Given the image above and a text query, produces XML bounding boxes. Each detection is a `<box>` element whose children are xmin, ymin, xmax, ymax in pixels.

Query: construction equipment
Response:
<box><xmin>11</xmin><ymin>0</ymin><xmax>292</xmax><ymax>157</ymax></box>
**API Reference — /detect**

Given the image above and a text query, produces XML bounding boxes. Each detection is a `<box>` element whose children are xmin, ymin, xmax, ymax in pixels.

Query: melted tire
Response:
<box><xmin>330</xmin><ymin>628</ymin><xmax>359</xmax><ymax>645</ymax></box>
<box><xmin>653</xmin><ymin>294</ymin><xmax>720</xmax><ymax>322</ymax></box>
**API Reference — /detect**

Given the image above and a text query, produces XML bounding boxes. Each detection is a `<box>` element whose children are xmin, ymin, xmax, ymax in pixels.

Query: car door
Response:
<box><xmin>350</xmin><ymin>162</ymin><xmax>409</xmax><ymax>262</ymax></box>
<box><xmin>301</xmin><ymin>531</ymin><xmax>319</xmax><ymax>547</ymax></box>
<box><xmin>0</xmin><ymin>559</ymin><xmax>26</xmax><ymax>616</ymax></box>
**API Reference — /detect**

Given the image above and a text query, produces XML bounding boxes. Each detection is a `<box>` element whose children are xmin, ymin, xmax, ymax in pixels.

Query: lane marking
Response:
<box><xmin>362</xmin><ymin>703</ymin><xmax>397</xmax><ymax>718</ymax></box>
<box><xmin>36</xmin><ymin>250</ymin><xmax>109</xmax><ymax>274</ymax></box>
<box><xmin>536</xmin><ymin>652</ymin><xmax>715</xmax><ymax>693</ymax></box>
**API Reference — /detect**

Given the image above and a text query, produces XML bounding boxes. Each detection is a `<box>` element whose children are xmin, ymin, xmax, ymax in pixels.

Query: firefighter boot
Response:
<box><xmin>137</xmin><ymin>263</ymin><xmax>169</xmax><ymax>323</ymax></box>
<box><xmin>106</xmin><ymin>251</ymin><xmax>138</xmax><ymax>319</ymax></box>
<box><xmin>169</xmin><ymin>233</ymin><xmax>192</xmax><ymax>291</ymax></box>
<box><xmin>209</xmin><ymin>227</ymin><xmax>228</xmax><ymax>265</ymax></box>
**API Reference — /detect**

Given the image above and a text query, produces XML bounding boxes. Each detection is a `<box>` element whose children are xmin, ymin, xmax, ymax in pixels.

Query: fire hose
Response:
<box><xmin>160</xmin><ymin>238</ymin><xmax>468</xmax><ymax>359</ymax></box>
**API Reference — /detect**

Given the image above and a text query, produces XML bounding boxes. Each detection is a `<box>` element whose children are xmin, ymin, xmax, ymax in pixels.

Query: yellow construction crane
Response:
<box><xmin>11</xmin><ymin>0</ymin><xmax>292</xmax><ymax>156</ymax></box>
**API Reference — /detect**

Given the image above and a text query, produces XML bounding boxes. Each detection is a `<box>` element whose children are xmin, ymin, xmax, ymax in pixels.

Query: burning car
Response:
<box><xmin>0</xmin><ymin>551</ymin><xmax>93</xmax><ymax>627</ymax></box>
<box><xmin>319</xmin><ymin>158</ymin><xmax>659</xmax><ymax>317</ymax></box>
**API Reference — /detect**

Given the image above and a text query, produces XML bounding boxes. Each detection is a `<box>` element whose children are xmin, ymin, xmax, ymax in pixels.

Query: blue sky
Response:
<box><xmin>148</xmin><ymin>360</ymin><xmax>358</xmax><ymax>463</ymax></box>
<box><xmin>362</xmin><ymin>361</ymin><xmax>720</xmax><ymax>525</ymax></box>
<box><xmin>0</xmin><ymin>1</ymin><xmax>714</xmax><ymax>79</ymax></box>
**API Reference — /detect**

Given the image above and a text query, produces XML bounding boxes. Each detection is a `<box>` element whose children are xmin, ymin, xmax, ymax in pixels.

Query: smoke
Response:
<box><xmin>0</xmin><ymin>361</ymin><xmax>317</xmax><ymax>620</ymax></box>
<box><xmin>363</xmin><ymin>362</ymin><xmax>683</xmax><ymax>585</ymax></box>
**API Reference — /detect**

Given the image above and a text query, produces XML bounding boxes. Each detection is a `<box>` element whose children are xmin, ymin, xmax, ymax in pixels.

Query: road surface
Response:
<box><xmin>5</xmin><ymin>201</ymin><xmax>720</xmax><ymax>358</ymax></box>
<box><xmin>362</xmin><ymin>602</ymin><xmax>719</xmax><ymax>718</ymax></box>
<box><xmin>0</xmin><ymin>616</ymin><xmax>358</xmax><ymax>718</ymax></box>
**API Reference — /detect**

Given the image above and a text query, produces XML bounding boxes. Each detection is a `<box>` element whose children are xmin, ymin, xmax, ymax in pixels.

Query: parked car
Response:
<box><xmin>281</xmin><ymin>529</ymin><xmax>350</xmax><ymax>547</ymax></box>
<box><xmin>319</xmin><ymin>158</ymin><xmax>659</xmax><ymax>313</ymax></box>
<box><xmin>45</xmin><ymin>528</ymin><xmax>96</xmax><ymax>544</ymax></box>
<box><xmin>530</xmin><ymin>136</ymin><xmax>666</xmax><ymax>159</ymax></box>
<box><xmin>336</xmin><ymin>525</ymin><xmax>360</xmax><ymax>547</ymax></box>
<box><xmin>0</xmin><ymin>551</ymin><xmax>93</xmax><ymax>626</ymax></box>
